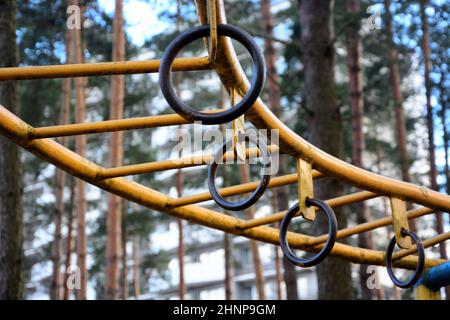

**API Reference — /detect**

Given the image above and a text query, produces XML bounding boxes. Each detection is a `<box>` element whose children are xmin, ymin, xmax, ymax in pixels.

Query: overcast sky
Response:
<box><xmin>98</xmin><ymin>0</ymin><xmax>172</xmax><ymax>46</ymax></box>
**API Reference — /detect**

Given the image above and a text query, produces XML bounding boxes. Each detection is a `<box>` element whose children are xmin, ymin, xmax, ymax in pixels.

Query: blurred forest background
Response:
<box><xmin>0</xmin><ymin>0</ymin><xmax>449</xmax><ymax>300</ymax></box>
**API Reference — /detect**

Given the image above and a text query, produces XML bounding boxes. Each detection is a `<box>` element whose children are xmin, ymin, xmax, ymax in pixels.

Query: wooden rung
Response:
<box><xmin>0</xmin><ymin>57</ymin><xmax>211</xmax><ymax>81</ymax></box>
<box><xmin>239</xmin><ymin>190</ymin><xmax>378</xmax><ymax>230</ymax></box>
<box><xmin>170</xmin><ymin>170</ymin><xmax>323</xmax><ymax>208</ymax></box>
<box><xmin>98</xmin><ymin>144</ymin><xmax>281</xmax><ymax>179</ymax></box>
<box><xmin>32</xmin><ymin>113</ymin><xmax>191</xmax><ymax>138</ymax></box>
<box><xmin>31</xmin><ymin>109</ymin><xmax>225</xmax><ymax>138</ymax></box>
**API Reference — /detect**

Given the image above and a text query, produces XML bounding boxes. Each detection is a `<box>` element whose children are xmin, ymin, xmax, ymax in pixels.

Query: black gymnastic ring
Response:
<box><xmin>207</xmin><ymin>136</ymin><xmax>271</xmax><ymax>211</ymax></box>
<box><xmin>159</xmin><ymin>24</ymin><xmax>266</xmax><ymax>125</ymax></box>
<box><xmin>279</xmin><ymin>198</ymin><xmax>338</xmax><ymax>267</ymax></box>
<box><xmin>385</xmin><ymin>228</ymin><xmax>425</xmax><ymax>288</ymax></box>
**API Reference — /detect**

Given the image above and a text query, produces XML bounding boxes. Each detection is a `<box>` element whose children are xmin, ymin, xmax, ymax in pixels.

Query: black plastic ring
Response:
<box><xmin>385</xmin><ymin>228</ymin><xmax>425</xmax><ymax>288</ymax></box>
<box><xmin>159</xmin><ymin>24</ymin><xmax>266</xmax><ymax>125</ymax></box>
<box><xmin>279</xmin><ymin>198</ymin><xmax>338</xmax><ymax>267</ymax></box>
<box><xmin>208</xmin><ymin>136</ymin><xmax>271</xmax><ymax>211</ymax></box>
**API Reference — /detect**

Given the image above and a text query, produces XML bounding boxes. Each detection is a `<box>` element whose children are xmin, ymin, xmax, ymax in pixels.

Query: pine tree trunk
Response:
<box><xmin>375</xmin><ymin>145</ymin><xmax>395</xmax><ymax>300</ymax></box>
<box><xmin>438</xmin><ymin>72</ymin><xmax>449</xmax><ymax>196</ymax></box>
<box><xmin>219</xmin><ymin>99</ymin><xmax>234</xmax><ymax>300</ymax></box>
<box><xmin>345</xmin><ymin>0</ymin><xmax>373</xmax><ymax>300</ymax></box>
<box><xmin>174</xmin><ymin>0</ymin><xmax>186</xmax><ymax>301</ymax></box>
<box><xmin>70</xmin><ymin>0</ymin><xmax>88</xmax><ymax>298</ymax></box>
<box><xmin>299</xmin><ymin>0</ymin><xmax>353</xmax><ymax>299</ymax></box>
<box><xmin>121</xmin><ymin>225</ymin><xmax>128</xmax><ymax>300</ymax></box>
<box><xmin>438</xmin><ymin>71</ymin><xmax>450</xmax><ymax>299</ymax></box>
<box><xmin>51</xmin><ymin>29</ymin><xmax>72</xmax><ymax>301</ymax></box>
<box><xmin>384</xmin><ymin>0</ymin><xmax>416</xmax><ymax>230</ymax></box>
<box><xmin>271</xmin><ymin>191</ymin><xmax>283</xmax><ymax>300</ymax></box>
<box><xmin>273</xmin><ymin>242</ymin><xmax>283</xmax><ymax>300</ymax></box>
<box><xmin>176</xmin><ymin>166</ymin><xmax>186</xmax><ymax>300</ymax></box>
<box><xmin>223</xmin><ymin>232</ymin><xmax>233</xmax><ymax>300</ymax></box>
<box><xmin>63</xmin><ymin>177</ymin><xmax>76</xmax><ymax>300</ymax></box>
<box><xmin>0</xmin><ymin>0</ymin><xmax>24</xmax><ymax>300</ymax></box>
<box><xmin>239</xmin><ymin>165</ymin><xmax>266</xmax><ymax>300</ymax></box>
<box><xmin>261</xmin><ymin>0</ymin><xmax>281</xmax><ymax>113</ymax></box>
<box><xmin>175</xmin><ymin>83</ymin><xmax>186</xmax><ymax>301</ymax></box>
<box><xmin>419</xmin><ymin>0</ymin><xmax>447</xmax><ymax>259</ymax></box>
<box><xmin>51</xmin><ymin>159</ymin><xmax>64</xmax><ymax>300</ymax></box>
<box><xmin>279</xmin><ymin>157</ymin><xmax>298</xmax><ymax>300</ymax></box>
<box><xmin>132</xmin><ymin>237</ymin><xmax>141</xmax><ymax>299</ymax></box>
<box><xmin>175</xmin><ymin>101</ymin><xmax>185</xmax><ymax>300</ymax></box>
<box><xmin>105</xmin><ymin>0</ymin><xmax>125</xmax><ymax>299</ymax></box>
<box><xmin>261</xmin><ymin>0</ymin><xmax>297</xmax><ymax>300</ymax></box>
<box><xmin>419</xmin><ymin>0</ymin><xmax>449</xmax><ymax>299</ymax></box>
<box><xmin>175</xmin><ymin>124</ymin><xmax>185</xmax><ymax>301</ymax></box>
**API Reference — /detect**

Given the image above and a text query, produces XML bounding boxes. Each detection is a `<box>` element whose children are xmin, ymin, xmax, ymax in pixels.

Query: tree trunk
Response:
<box><xmin>271</xmin><ymin>192</ymin><xmax>283</xmax><ymax>300</ymax></box>
<box><xmin>132</xmin><ymin>237</ymin><xmax>141</xmax><ymax>299</ymax></box>
<box><xmin>70</xmin><ymin>0</ymin><xmax>88</xmax><ymax>299</ymax></box>
<box><xmin>438</xmin><ymin>71</ymin><xmax>450</xmax><ymax>300</ymax></box>
<box><xmin>121</xmin><ymin>225</ymin><xmax>128</xmax><ymax>300</ymax></box>
<box><xmin>174</xmin><ymin>0</ymin><xmax>186</xmax><ymax>301</ymax></box>
<box><xmin>175</xmin><ymin>117</ymin><xmax>185</xmax><ymax>300</ymax></box>
<box><xmin>51</xmin><ymin>28</ymin><xmax>72</xmax><ymax>301</ymax></box>
<box><xmin>299</xmin><ymin>0</ymin><xmax>353</xmax><ymax>299</ymax></box>
<box><xmin>384</xmin><ymin>0</ymin><xmax>416</xmax><ymax>230</ymax></box>
<box><xmin>219</xmin><ymin>91</ymin><xmax>234</xmax><ymax>301</ymax></box>
<box><xmin>419</xmin><ymin>0</ymin><xmax>447</xmax><ymax>258</ymax></box>
<box><xmin>175</xmin><ymin>124</ymin><xmax>185</xmax><ymax>301</ymax></box>
<box><xmin>345</xmin><ymin>0</ymin><xmax>373</xmax><ymax>300</ymax></box>
<box><xmin>261</xmin><ymin>0</ymin><xmax>297</xmax><ymax>300</ymax></box>
<box><xmin>438</xmin><ymin>71</ymin><xmax>449</xmax><ymax>196</ymax></box>
<box><xmin>419</xmin><ymin>0</ymin><xmax>449</xmax><ymax>299</ymax></box>
<box><xmin>105</xmin><ymin>0</ymin><xmax>125</xmax><ymax>299</ymax></box>
<box><xmin>176</xmin><ymin>159</ymin><xmax>186</xmax><ymax>300</ymax></box>
<box><xmin>261</xmin><ymin>0</ymin><xmax>281</xmax><ymax>114</ymax></box>
<box><xmin>239</xmin><ymin>165</ymin><xmax>266</xmax><ymax>300</ymax></box>
<box><xmin>274</xmin><ymin>241</ymin><xmax>283</xmax><ymax>300</ymax></box>
<box><xmin>223</xmin><ymin>232</ymin><xmax>233</xmax><ymax>300</ymax></box>
<box><xmin>222</xmin><ymin>174</ymin><xmax>233</xmax><ymax>301</ymax></box>
<box><xmin>279</xmin><ymin>159</ymin><xmax>299</xmax><ymax>300</ymax></box>
<box><xmin>0</xmin><ymin>0</ymin><xmax>24</xmax><ymax>300</ymax></box>
<box><xmin>375</xmin><ymin>145</ymin><xmax>395</xmax><ymax>300</ymax></box>
<box><xmin>63</xmin><ymin>177</ymin><xmax>76</xmax><ymax>300</ymax></box>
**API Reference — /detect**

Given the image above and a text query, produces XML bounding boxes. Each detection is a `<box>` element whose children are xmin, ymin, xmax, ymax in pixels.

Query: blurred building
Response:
<box><xmin>143</xmin><ymin>221</ymin><xmax>318</xmax><ymax>300</ymax></box>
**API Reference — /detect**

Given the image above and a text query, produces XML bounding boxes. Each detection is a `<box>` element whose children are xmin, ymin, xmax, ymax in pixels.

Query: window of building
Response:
<box><xmin>239</xmin><ymin>284</ymin><xmax>253</xmax><ymax>300</ymax></box>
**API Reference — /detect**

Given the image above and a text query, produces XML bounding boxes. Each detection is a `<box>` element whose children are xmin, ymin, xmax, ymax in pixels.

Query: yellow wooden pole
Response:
<box><xmin>0</xmin><ymin>0</ymin><xmax>448</xmax><ymax>281</ymax></box>
<box><xmin>194</xmin><ymin>0</ymin><xmax>450</xmax><ymax>212</ymax></box>
<box><xmin>0</xmin><ymin>57</ymin><xmax>211</xmax><ymax>81</ymax></box>
<box><xmin>0</xmin><ymin>105</ymin><xmax>447</xmax><ymax>270</ymax></box>
<box><xmin>98</xmin><ymin>145</ymin><xmax>280</xmax><ymax>179</ymax></box>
